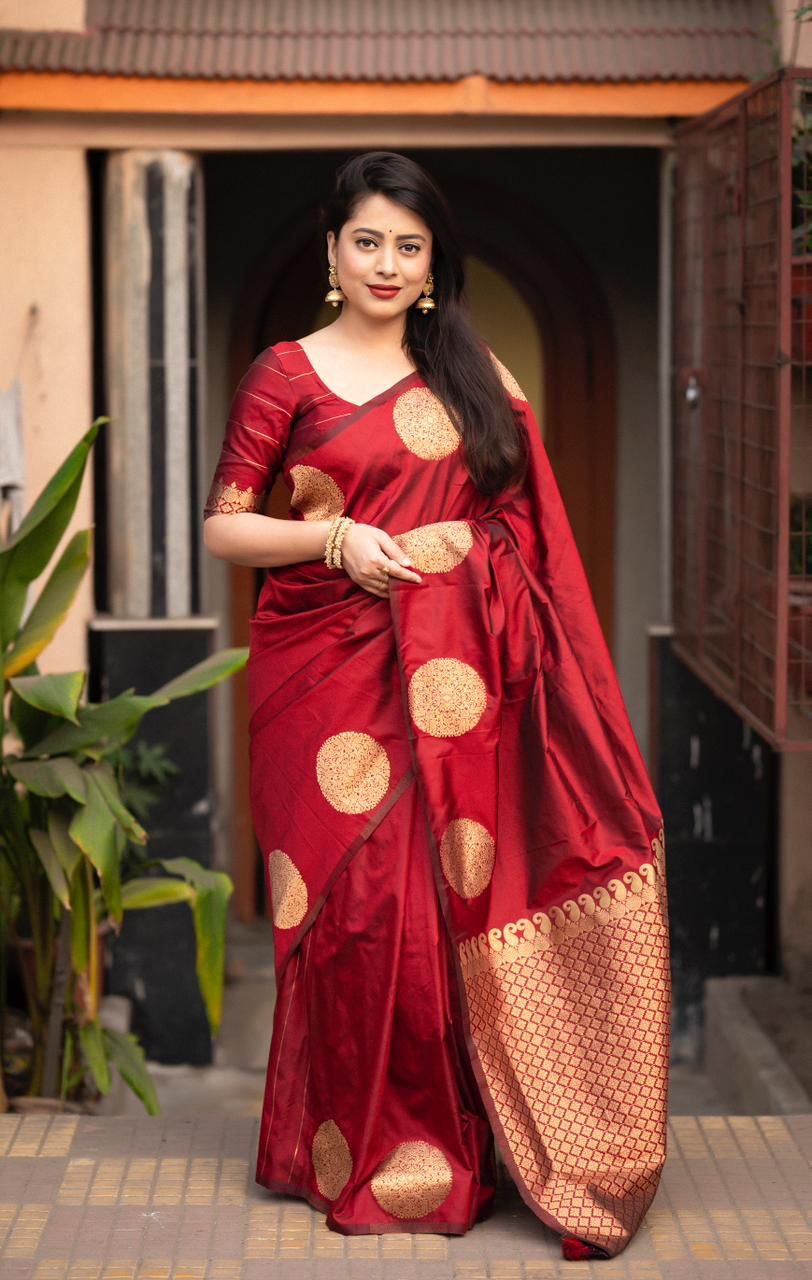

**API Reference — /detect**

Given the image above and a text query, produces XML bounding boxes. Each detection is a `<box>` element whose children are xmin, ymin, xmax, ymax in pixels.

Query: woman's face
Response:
<box><xmin>327</xmin><ymin>192</ymin><xmax>433</xmax><ymax>321</ymax></box>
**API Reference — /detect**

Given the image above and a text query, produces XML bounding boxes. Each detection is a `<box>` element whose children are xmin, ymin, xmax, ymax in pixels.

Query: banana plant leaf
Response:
<box><xmin>9</xmin><ymin>671</ymin><xmax>86</xmax><ymax>723</ymax></box>
<box><xmin>23</xmin><ymin>692</ymin><xmax>168</xmax><ymax>759</ymax></box>
<box><xmin>29</xmin><ymin>828</ymin><xmax>71</xmax><ymax>910</ymax></box>
<box><xmin>160</xmin><ymin>856</ymin><xmax>234</xmax><ymax>1036</ymax></box>
<box><xmin>120</xmin><ymin>877</ymin><xmax>196</xmax><ymax>909</ymax></box>
<box><xmin>102</xmin><ymin>1026</ymin><xmax>159</xmax><ymax>1115</ymax></box>
<box><xmin>79</xmin><ymin>1020</ymin><xmax>112</xmax><ymax>1095</ymax></box>
<box><xmin>151</xmin><ymin>647</ymin><xmax>248</xmax><ymax>700</ymax></box>
<box><xmin>7</xmin><ymin>757</ymin><xmax>87</xmax><ymax>803</ymax></box>
<box><xmin>4</xmin><ymin>530</ymin><xmax>92</xmax><ymax>678</ymax></box>
<box><xmin>0</xmin><ymin>419</ymin><xmax>103</xmax><ymax>648</ymax></box>
<box><xmin>69</xmin><ymin>772</ymin><xmax>122</xmax><ymax>924</ymax></box>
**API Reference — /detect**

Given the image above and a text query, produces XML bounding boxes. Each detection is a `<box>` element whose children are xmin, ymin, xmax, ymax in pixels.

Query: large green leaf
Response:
<box><xmin>79</xmin><ymin>1019</ymin><xmax>112</xmax><ymax>1095</ymax></box>
<box><xmin>160</xmin><ymin>857</ymin><xmax>233</xmax><ymax>1036</ymax></box>
<box><xmin>8</xmin><ymin>661</ymin><xmax>60</xmax><ymax>750</ymax></box>
<box><xmin>69</xmin><ymin>772</ymin><xmax>122</xmax><ymax>924</ymax></box>
<box><xmin>7</xmin><ymin>757</ymin><xmax>88</xmax><ymax>803</ymax></box>
<box><xmin>102</xmin><ymin>1026</ymin><xmax>160</xmax><ymax>1115</ymax></box>
<box><xmin>4</xmin><ymin>530</ymin><xmax>92</xmax><ymax>677</ymax></box>
<box><xmin>90</xmin><ymin>761</ymin><xmax>147</xmax><ymax>845</ymax></box>
<box><xmin>0</xmin><ymin>421</ymin><xmax>101</xmax><ymax>556</ymax></box>
<box><xmin>48</xmin><ymin>811</ymin><xmax>83</xmax><ymax>882</ymax></box>
<box><xmin>9</xmin><ymin>671</ymin><xmax>85</xmax><ymax>723</ymax></box>
<box><xmin>120</xmin><ymin>877</ymin><xmax>195</xmax><ymax>909</ymax></box>
<box><xmin>69</xmin><ymin>860</ymin><xmax>90</xmax><ymax>972</ymax></box>
<box><xmin>29</xmin><ymin>828</ymin><xmax>71</xmax><ymax>909</ymax></box>
<box><xmin>151</xmin><ymin>647</ymin><xmax>248</xmax><ymax>701</ymax></box>
<box><xmin>0</xmin><ymin>420</ymin><xmax>103</xmax><ymax>647</ymax></box>
<box><xmin>24</xmin><ymin>691</ymin><xmax>168</xmax><ymax>759</ymax></box>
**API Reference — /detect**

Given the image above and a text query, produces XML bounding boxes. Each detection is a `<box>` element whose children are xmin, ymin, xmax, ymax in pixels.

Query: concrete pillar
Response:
<box><xmin>104</xmin><ymin>150</ymin><xmax>205</xmax><ymax>619</ymax></box>
<box><xmin>100</xmin><ymin>151</ymin><xmax>216</xmax><ymax>1066</ymax></box>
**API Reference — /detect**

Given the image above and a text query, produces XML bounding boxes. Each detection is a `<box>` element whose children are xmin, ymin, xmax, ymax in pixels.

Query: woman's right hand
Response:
<box><xmin>338</xmin><ymin>522</ymin><xmax>423</xmax><ymax>598</ymax></box>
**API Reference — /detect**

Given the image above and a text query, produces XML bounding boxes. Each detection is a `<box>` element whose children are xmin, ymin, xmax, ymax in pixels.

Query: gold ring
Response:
<box><xmin>381</xmin><ymin>563</ymin><xmax>390</xmax><ymax>576</ymax></box>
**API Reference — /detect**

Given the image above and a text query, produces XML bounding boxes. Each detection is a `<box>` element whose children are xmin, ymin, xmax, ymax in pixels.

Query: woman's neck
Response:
<box><xmin>327</xmin><ymin>309</ymin><xmax>408</xmax><ymax>353</ymax></box>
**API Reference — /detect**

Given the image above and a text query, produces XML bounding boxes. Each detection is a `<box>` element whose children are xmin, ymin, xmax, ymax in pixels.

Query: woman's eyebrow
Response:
<box><xmin>352</xmin><ymin>227</ymin><xmax>427</xmax><ymax>241</ymax></box>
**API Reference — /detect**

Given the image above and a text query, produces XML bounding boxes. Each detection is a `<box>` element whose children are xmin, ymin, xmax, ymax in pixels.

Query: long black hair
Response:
<box><xmin>319</xmin><ymin>151</ymin><xmax>528</xmax><ymax>497</ymax></box>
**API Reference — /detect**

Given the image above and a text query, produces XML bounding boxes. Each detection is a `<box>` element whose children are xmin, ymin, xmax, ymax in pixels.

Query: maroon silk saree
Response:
<box><xmin>204</xmin><ymin>340</ymin><xmax>672</xmax><ymax>1259</ymax></box>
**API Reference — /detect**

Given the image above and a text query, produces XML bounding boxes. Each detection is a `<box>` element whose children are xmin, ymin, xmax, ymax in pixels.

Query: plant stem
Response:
<box><xmin>41</xmin><ymin>911</ymin><xmax>71</xmax><ymax>1097</ymax></box>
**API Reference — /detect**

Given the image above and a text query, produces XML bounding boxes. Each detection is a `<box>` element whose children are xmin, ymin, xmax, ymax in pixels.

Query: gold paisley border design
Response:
<box><xmin>203</xmin><ymin>477</ymin><xmax>263</xmax><ymax>517</ymax></box>
<box><xmin>459</xmin><ymin>826</ymin><xmax>667</xmax><ymax>978</ymax></box>
<box><xmin>462</xmin><ymin>853</ymin><xmax>670</xmax><ymax>1254</ymax></box>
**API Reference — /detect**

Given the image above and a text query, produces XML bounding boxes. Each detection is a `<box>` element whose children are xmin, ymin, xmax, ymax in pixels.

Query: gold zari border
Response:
<box><xmin>459</xmin><ymin>826</ymin><xmax>667</xmax><ymax>978</ymax></box>
<box><xmin>204</xmin><ymin>477</ymin><xmax>263</xmax><ymax>517</ymax></box>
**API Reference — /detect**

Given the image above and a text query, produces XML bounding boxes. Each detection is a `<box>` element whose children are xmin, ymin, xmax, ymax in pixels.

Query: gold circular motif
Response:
<box><xmin>316</xmin><ymin>731</ymin><xmax>391</xmax><ymax>814</ymax></box>
<box><xmin>312</xmin><ymin>1119</ymin><xmax>353</xmax><ymax>1201</ymax></box>
<box><xmin>290</xmin><ymin>465</ymin><xmax>345</xmax><ymax>521</ymax></box>
<box><xmin>268</xmin><ymin>849</ymin><xmax>308</xmax><ymax>929</ymax></box>
<box><xmin>392</xmin><ymin>521</ymin><xmax>473</xmax><ymax>574</ymax></box>
<box><xmin>490</xmin><ymin>351</ymin><xmax>527</xmax><ymax>402</ymax></box>
<box><xmin>392</xmin><ymin>387</ymin><xmax>461</xmax><ymax>460</ymax></box>
<box><xmin>408</xmin><ymin>658</ymin><xmax>487</xmax><ymax>737</ymax></box>
<box><xmin>440</xmin><ymin>819</ymin><xmax>496</xmax><ymax>898</ymax></box>
<box><xmin>370</xmin><ymin>1141</ymin><xmax>453</xmax><ymax>1219</ymax></box>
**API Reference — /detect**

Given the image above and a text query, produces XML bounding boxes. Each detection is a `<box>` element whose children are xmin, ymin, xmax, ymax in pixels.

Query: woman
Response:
<box><xmin>203</xmin><ymin>151</ymin><xmax>671</xmax><ymax>1261</ymax></box>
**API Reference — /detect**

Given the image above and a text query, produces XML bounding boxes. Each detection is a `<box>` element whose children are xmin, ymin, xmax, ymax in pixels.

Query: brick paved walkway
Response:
<box><xmin>1</xmin><ymin>1111</ymin><xmax>811</xmax><ymax>1279</ymax></box>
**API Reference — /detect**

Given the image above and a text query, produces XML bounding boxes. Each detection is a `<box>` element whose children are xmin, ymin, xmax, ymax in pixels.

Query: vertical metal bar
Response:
<box><xmin>699</xmin><ymin>123</ymin><xmax>712</xmax><ymax>665</ymax></box>
<box><xmin>659</xmin><ymin>147</ymin><xmax>676</xmax><ymax>626</ymax></box>
<box><xmin>147</xmin><ymin>160</ymin><xmax>167</xmax><ymax>618</ymax></box>
<box><xmin>776</xmin><ymin>72</ymin><xmax>793</xmax><ymax>743</ymax></box>
<box><xmin>734</xmin><ymin>96</ymin><xmax>746</xmax><ymax>699</ymax></box>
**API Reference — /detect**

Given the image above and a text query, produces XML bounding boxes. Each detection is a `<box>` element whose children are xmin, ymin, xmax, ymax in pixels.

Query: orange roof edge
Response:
<box><xmin>0</xmin><ymin>72</ymin><xmax>750</xmax><ymax>118</ymax></box>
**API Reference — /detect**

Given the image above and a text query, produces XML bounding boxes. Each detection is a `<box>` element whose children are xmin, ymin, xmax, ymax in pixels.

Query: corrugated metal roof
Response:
<box><xmin>0</xmin><ymin>0</ymin><xmax>777</xmax><ymax>83</ymax></box>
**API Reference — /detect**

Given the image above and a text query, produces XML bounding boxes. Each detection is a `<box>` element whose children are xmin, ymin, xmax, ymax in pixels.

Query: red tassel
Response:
<box><xmin>561</xmin><ymin>1233</ymin><xmax>609</xmax><ymax>1260</ymax></box>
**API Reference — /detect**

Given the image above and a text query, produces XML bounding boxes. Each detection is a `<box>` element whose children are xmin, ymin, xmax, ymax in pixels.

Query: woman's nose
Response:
<box><xmin>377</xmin><ymin>249</ymin><xmax>397</xmax><ymax>275</ymax></box>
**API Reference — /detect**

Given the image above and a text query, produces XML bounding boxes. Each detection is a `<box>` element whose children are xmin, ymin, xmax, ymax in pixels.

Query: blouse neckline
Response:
<box><xmin>291</xmin><ymin>339</ymin><xmax>420</xmax><ymax>410</ymax></box>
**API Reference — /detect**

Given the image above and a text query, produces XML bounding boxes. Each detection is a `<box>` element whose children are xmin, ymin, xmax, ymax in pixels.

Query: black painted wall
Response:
<box><xmin>88</xmin><ymin>621</ymin><xmax>216</xmax><ymax>1065</ymax></box>
<box><xmin>651</xmin><ymin>633</ymin><xmax>780</xmax><ymax>1062</ymax></box>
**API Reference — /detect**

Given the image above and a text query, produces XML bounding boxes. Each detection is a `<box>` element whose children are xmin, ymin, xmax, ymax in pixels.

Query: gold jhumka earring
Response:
<box><xmin>324</xmin><ymin>263</ymin><xmax>346</xmax><ymax>307</ymax></box>
<box><xmin>415</xmin><ymin>271</ymin><xmax>436</xmax><ymax>314</ymax></box>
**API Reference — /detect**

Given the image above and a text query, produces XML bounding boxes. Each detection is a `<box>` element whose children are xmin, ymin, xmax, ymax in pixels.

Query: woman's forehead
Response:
<box><xmin>345</xmin><ymin>192</ymin><xmax>432</xmax><ymax>238</ymax></box>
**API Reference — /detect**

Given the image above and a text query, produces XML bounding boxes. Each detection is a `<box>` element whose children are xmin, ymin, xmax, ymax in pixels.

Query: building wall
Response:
<box><xmin>0</xmin><ymin>145</ymin><xmax>93</xmax><ymax>675</ymax></box>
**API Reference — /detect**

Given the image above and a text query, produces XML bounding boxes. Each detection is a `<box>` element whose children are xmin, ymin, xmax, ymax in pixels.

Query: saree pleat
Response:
<box><xmin>255</xmin><ymin>764</ymin><xmax>498</xmax><ymax>1233</ymax></box>
<box><xmin>204</xmin><ymin>341</ymin><xmax>671</xmax><ymax>1259</ymax></box>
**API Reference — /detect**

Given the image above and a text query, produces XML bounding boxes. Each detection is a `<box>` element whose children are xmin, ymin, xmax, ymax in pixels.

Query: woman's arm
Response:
<box><xmin>203</xmin><ymin>512</ymin><xmax>332</xmax><ymax>569</ymax></box>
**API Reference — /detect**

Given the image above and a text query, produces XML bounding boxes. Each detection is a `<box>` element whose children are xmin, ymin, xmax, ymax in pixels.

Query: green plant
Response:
<box><xmin>0</xmin><ymin>421</ymin><xmax>246</xmax><ymax>1114</ymax></box>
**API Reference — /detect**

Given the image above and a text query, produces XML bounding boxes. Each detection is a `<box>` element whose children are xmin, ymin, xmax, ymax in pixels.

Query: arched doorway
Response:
<box><xmin>225</xmin><ymin>198</ymin><xmax>616</xmax><ymax>920</ymax></box>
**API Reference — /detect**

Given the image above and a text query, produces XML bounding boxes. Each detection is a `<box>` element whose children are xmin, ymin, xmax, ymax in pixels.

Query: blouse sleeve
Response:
<box><xmin>203</xmin><ymin>345</ymin><xmax>296</xmax><ymax>519</ymax></box>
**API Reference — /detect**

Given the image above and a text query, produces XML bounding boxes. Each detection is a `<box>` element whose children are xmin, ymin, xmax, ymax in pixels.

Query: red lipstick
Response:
<box><xmin>367</xmin><ymin>285</ymin><xmax>401</xmax><ymax>298</ymax></box>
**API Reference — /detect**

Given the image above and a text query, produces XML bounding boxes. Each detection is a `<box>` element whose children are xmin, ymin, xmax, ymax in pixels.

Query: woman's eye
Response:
<box><xmin>402</xmin><ymin>244</ymin><xmax>420</xmax><ymax>254</ymax></box>
<box><xmin>357</xmin><ymin>238</ymin><xmax>376</xmax><ymax>248</ymax></box>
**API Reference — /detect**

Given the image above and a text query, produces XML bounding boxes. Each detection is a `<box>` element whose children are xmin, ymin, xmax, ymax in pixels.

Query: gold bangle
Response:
<box><xmin>324</xmin><ymin>515</ymin><xmax>342</xmax><ymax>567</ymax></box>
<box><xmin>332</xmin><ymin>516</ymin><xmax>354</xmax><ymax>568</ymax></box>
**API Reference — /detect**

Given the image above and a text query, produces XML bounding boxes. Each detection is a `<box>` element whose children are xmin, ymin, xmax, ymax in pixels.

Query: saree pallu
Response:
<box><xmin>209</xmin><ymin>342</ymin><xmax>671</xmax><ymax>1259</ymax></box>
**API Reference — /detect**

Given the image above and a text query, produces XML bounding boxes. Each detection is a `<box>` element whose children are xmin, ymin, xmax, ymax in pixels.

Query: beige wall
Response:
<box><xmin>0</xmin><ymin>146</ymin><xmax>93</xmax><ymax>675</ymax></box>
<box><xmin>0</xmin><ymin>1</ymin><xmax>85</xmax><ymax>30</ymax></box>
<box><xmin>784</xmin><ymin>2</ymin><xmax>812</xmax><ymax>65</ymax></box>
